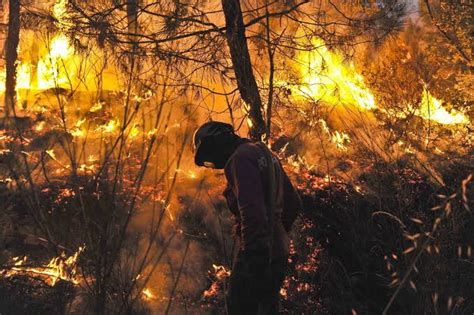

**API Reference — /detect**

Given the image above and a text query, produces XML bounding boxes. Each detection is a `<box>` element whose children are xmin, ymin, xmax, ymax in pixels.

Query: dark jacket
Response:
<box><xmin>223</xmin><ymin>140</ymin><xmax>302</xmax><ymax>259</ymax></box>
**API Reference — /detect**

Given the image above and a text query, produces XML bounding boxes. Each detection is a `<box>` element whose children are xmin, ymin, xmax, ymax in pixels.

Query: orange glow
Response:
<box><xmin>319</xmin><ymin>119</ymin><xmax>351</xmax><ymax>151</ymax></box>
<box><xmin>142</xmin><ymin>287</ymin><xmax>156</xmax><ymax>300</ymax></box>
<box><xmin>290</xmin><ymin>38</ymin><xmax>376</xmax><ymax>110</ymax></box>
<box><xmin>417</xmin><ymin>89</ymin><xmax>469</xmax><ymax>125</ymax></box>
<box><xmin>4</xmin><ymin>247</ymin><xmax>84</xmax><ymax>286</ymax></box>
<box><xmin>212</xmin><ymin>264</ymin><xmax>231</xmax><ymax>280</ymax></box>
<box><xmin>37</xmin><ymin>34</ymin><xmax>75</xmax><ymax>90</ymax></box>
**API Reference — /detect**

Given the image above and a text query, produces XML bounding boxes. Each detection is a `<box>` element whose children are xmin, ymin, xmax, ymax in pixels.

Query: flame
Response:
<box><xmin>2</xmin><ymin>0</ymin><xmax>79</xmax><ymax>94</ymax></box>
<box><xmin>319</xmin><ymin>119</ymin><xmax>351</xmax><ymax>150</ymax></box>
<box><xmin>37</xmin><ymin>34</ymin><xmax>75</xmax><ymax>90</ymax></box>
<box><xmin>16</xmin><ymin>63</ymin><xmax>32</xmax><ymax>90</ymax></box>
<box><xmin>331</xmin><ymin>130</ymin><xmax>351</xmax><ymax>150</ymax></box>
<box><xmin>203</xmin><ymin>282</ymin><xmax>220</xmax><ymax>299</ymax></box>
<box><xmin>71</xmin><ymin>118</ymin><xmax>86</xmax><ymax>138</ymax></box>
<box><xmin>142</xmin><ymin>287</ymin><xmax>156</xmax><ymax>300</ymax></box>
<box><xmin>202</xmin><ymin>264</ymin><xmax>231</xmax><ymax>300</ymax></box>
<box><xmin>46</xmin><ymin>149</ymin><xmax>57</xmax><ymax>160</ymax></box>
<box><xmin>291</xmin><ymin>38</ymin><xmax>376</xmax><ymax>110</ymax></box>
<box><xmin>288</xmin><ymin>38</ymin><xmax>468</xmax><ymax>127</ymax></box>
<box><xmin>52</xmin><ymin>0</ymin><xmax>70</xmax><ymax>28</ymax></box>
<box><xmin>71</xmin><ymin>128</ymin><xmax>85</xmax><ymax>138</ymax></box>
<box><xmin>3</xmin><ymin>247</ymin><xmax>84</xmax><ymax>286</ymax></box>
<box><xmin>176</xmin><ymin>168</ymin><xmax>198</xmax><ymax>179</ymax></box>
<box><xmin>49</xmin><ymin>34</ymin><xmax>73</xmax><ymax>59</ymax></box>
<box><xmin>417</xmin><ymin>89</ymin><xmax>469</xmax><ymax>125</ymax></box>
<box><xmin>129</xmin><ymin>125</ymin><xmax>140</xmax><ymax>138</ymax></box>
<box><xmin>97</xmin><ymin>119</ymin><xmax>119</xmax><ymax>134</ymax></box>
<box><xmin>212</xmin><ymin>264</ymin><xmax>231</xmax><ymax>280</ymax></box>
<box><xmin>9</xmin><ymin>33</ymin><xmax>76</xmax><ymax>92</ymax></box>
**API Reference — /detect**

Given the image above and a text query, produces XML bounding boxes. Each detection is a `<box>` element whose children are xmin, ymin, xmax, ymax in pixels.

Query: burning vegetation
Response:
<box><xmin>0</xmin><ymin>0</ymin><xmax>472</xmax><ymax>314</ymax></box>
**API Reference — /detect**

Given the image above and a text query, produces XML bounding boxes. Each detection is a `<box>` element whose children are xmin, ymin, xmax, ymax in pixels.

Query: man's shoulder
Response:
<box><xmin>232</xmin><ymin>140</ymin><xmax>263</xmax><ymax>161</ymax></box>
<box><xmin>224</xmin><ymin>141</ymin><xmax>259</xmax><ymax>171</ymax></box>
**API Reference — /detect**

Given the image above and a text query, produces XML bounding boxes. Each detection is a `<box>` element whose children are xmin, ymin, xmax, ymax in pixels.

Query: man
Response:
<box><xmin>193</xmin><ymin>121</ymin><xmax>302</xmax><ymax>315</ymax></box>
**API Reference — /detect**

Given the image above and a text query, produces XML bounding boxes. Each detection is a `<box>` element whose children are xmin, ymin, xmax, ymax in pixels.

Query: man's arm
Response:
<box><xmin>281</xmin><ymin>168</ymin><xmax>302</xmax><ymax>232</ymax></box>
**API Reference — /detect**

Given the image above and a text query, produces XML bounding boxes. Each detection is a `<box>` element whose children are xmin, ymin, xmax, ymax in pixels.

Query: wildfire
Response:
<box><xmin>3</xmin><ymin>247</ymin><xmax>84</xmax><ymax>286</ymax></box>
<box><xmin>129</xmin><ymin>124</ymin><xmax>140</xmax><ymax>138</ymax></box>
<box><xmin>10</xmin><ymin>33</ymin><xmax>75</xmax><ymax>92</ymax></box>
<box><xmin>417</xmin><ymin>89</ymin><xmax>469</xmax><ymax>125</ymax></box>
<box><xmin>37</xmin><ymin>34</ymin><xmax>75</xmax><ymax>90</ymax></box>
<box><xmin>53</xmin><ymin>0</ymin><xmax>71</xmax><ymax>29</ymax></box>
<box><xmin>319</xmin><ymin>119</ymin><xmax>351</xmax><ymax>151</ymax></box>
<box><xmin>287</xmin><ymin>37</ymin><xmax>469</xmax><ymax>128</ymax></box>
<box><xmin>202</xmin><ymin>264</ymin><xmax>231</xmax><ymax>301</ymax></box>
<box><xmin>1</xmin><ymin>0</ymin><xmax>114</xmax><ymax>96</ymax></box>
<box><xmin>291</xmin><ymin>38</ymin><xmax>376</xmax><ymax>110</ymax></box>
<box><xmin>212</xmin><ymin>264</ymin><xmax>231</xmax><ymax>280</ymax></box>
<box><xmin>97</xmin><ymin>119</ymin><xmax>119</xmax><ymax>134</ymax></box>
<box><xmin>142</xmin><ymin>287</ymin><xmax>156</xmax><ymax>300</ymax></box>
<box><xmin>176</xmin><ymin>168</ymin><xmax>199</xmax><ymax>179</ymax></box>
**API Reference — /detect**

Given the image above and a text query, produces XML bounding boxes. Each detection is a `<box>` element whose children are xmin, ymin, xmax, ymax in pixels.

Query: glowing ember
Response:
<box><xmin>417</xmin><ymin>89</ymin><xmax>469</xmax><ymax>125</ymax></box>
<box><xmin>212</xmin><ymin>264</ymin><xmax>231</xmax><ymax>280</ymax></box>
<box><xmin>202</xmin><ymin>282</ymin><xmax>220</xmax><ymax>299</ymax></box>
<box><xmin>142</xmin><ymin>288</ymin><xmax>156</xmax><ymax>300</ymax></box>
<box><xmin>71</xmin><ymin>118</ymin><xmax>86</xmax><ymax>138</ymax></box>
<box><xmin>129</xmin><ymin>125</ymin><xmax>140</xmax><ymax>138</ymax></box>
<box><xmin>71</xmin><ymin>128</ymin><xmax>85</xmax><ymax>138</ymax></box>
<box><xmin>291</xmin><ymin>38</ymin><xmax>376</xmax><ymax>110</ymax></box>
<box><xmin>3</xmin><ymin>247</ymin><xmax>85</xmax><ymax>286</ymax></box>
<box><xmin>98</xmin><ymin>119</ymin><xmax>119</xmax><ymax>133</ymax></box>
<box><xmin>45</xmin><ymin>149</ymin><xmax>57</xmax><ymax>160</ymax></box>
<box><xmin>0</xmin><ymin>71</ymin><xmax>4</xmax><ymax>92</ymax></box>
<box><xmin>89</xmin><ymin>102</ymin><xmax>103</xmax><ymax>113</ymax></box>
<box><xmin>319</xmin><ymin>119</ymin><xmax>351</xmax><ymax>150</ymax></box>
<box><xmin>202</xmin><ymin>264</ymin><xmax>231</xmax><ymax>301</ymax></box>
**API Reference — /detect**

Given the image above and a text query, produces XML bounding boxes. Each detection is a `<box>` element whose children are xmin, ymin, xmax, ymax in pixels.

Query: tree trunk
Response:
<box><xmin>127</xmin><ymin>0</ymin><xmax>138</xmax><ymax>35</ymax></box>
<box><xmin>221</xmin><ymin>0</ymin><xmax>266</xmax><ymax>140</ymax></box>
<box><xmin>4</xmin><ymin>0</ymin><xmax>21</xmax><ymax>117</ymax></box>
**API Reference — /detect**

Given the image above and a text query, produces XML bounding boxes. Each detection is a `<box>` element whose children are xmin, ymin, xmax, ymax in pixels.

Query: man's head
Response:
<box><xmin>193</xmin><ymin>121</ymin><xmax>239</xmax><ymax>169</ymax></box>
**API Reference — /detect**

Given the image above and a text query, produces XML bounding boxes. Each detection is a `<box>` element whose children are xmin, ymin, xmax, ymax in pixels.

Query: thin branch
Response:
<box><xmin>423</xmin><ymin>0</ymin><xmax>471</xmax><ymax>62</ymax></box>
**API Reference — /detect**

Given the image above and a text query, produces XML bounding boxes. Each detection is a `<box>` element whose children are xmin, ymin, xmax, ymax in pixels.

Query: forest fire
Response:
<box><xmin>10</xmin><ymin>33</ymin><xmax>75</xmax><ymax>92</ymax></box>
<box><xmin>202</xmin><ymin>264</ymin><xmax>231</xmax><ymax>303</ymax></box>
<box><xmin>2</xmin><ymin>247</ymin><xmax>84</xmax><ymax>286</ymax></box>
<box><xmin>291</xmin><ymin>38</ymin><xmax>377</xmax><ymax>111</ymax></box>
<box><xmin>0</xmin><ymin>0</ymin><xmax>472</xmax><ymax>314</ymax></box>
<box><xmin>417</xmin><ymin>89</ymin><xmax>469</xmax><ymax>125</ymax></box>
<box><xmin>287</xmin><ymin>38</ymin><xmax>469</xmax><ymax>128</ymax></box>
<box><xmin>142</xmin><ymin>288</ymin><xmax>156</xmax><ymax>301</ymax></box>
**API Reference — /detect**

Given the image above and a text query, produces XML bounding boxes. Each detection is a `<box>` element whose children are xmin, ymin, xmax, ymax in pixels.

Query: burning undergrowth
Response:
<box><xmin>198</xmin><ymin>155</ymin><xmax>473</xmax><ymax>314</ymax></box>
<box><xmin>0</xmin><ymin>1</ymin><xmax>472</xmax><ymax>313</ymax></box>
<box><xmin>290</xmin><ymin>161</ymin><xmax>473</xmax><ymax>314</ymax></box>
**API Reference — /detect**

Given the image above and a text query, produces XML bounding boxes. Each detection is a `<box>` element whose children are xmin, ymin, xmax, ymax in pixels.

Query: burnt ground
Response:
<box><xmin>1</xmin><ymin>159</ymin><xmax>473</xmax><ymax>314</ymax></box>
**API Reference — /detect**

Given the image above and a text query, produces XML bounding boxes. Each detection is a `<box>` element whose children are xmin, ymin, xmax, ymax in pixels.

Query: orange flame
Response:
<box><xmin>288</xmin><ymin>38</ymin><xmax>469</xmax><ymax>127</ymax></box>
<box><xmin>3</xmin><ymin>247</ymin><xmax>84</xmax><ymax>286</ymax></box>
<box><xmin>142</xmin><ymin>287</ymin><xmax>156</xmax><ymax>300</ymax></box>
<box><xmin>291</xmin><ymin>38</ymin><xmax>376</xmax><ymax>110</ymax></box>
<box><xmin>417</xmin><ymin>89</ymin><xmax>469</xmax><ymax>125</ymax></box>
